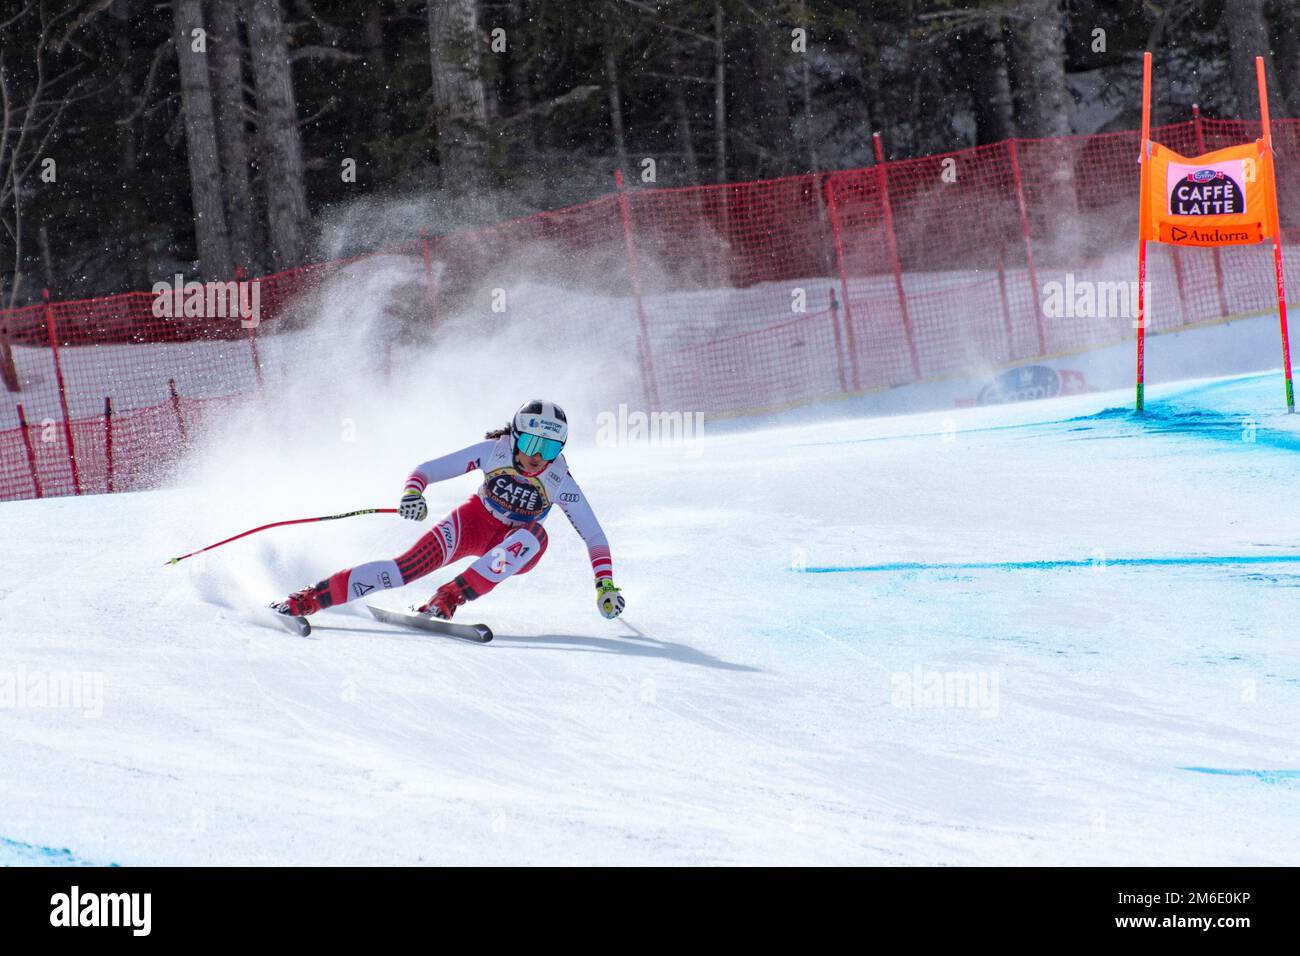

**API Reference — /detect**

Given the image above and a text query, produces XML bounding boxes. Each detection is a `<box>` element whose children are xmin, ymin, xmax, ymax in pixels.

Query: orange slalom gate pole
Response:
<box><xmin>1135</xmin><ymin>52</ymin><xmax>1153</xmax><ymax>413</ymax></box>
<box><xmin>1257</xmin><ymin>56</ymin><xmax>1294</xmax><ymax>412</ymax></box>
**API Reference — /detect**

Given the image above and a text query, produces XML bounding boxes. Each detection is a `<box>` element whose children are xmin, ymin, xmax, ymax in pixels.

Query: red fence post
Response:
<box><xmin>1192</xmin><ymin>103</ymin><xmax>1230</xmax><ymax>318</ymax></box>
<box><xmin>169</xmin><ymin>378</ymin><xmax>188</xmax><ymax>443</ymax></box>
<box><xmin>237</xmin><ymin>266</ymin><xmax>264</xmax><ymax>388</ymax></box>
<box><xmin>873</xmin><ymin>132</ymin><xmax>921</xmax><ymax>380</ymax></box>
<box><xmin>614</xmin><ymin>170</ymin><xmax>660</xmax><ymax>408</ymax></box>
<box><xmin>828</xmin><ymin>286</ymin><xmax>848</xmax><ymax>392</ymax></box>
<box><xmin>16</xmin><ymin>402</ymin><xmax>43</xmax><ymax>499</ymax></box>
<box><xmin>1007</xmin><ymin>140</ymin><xmax>1047</xmax><ymax>356</ymax></box>
<box><xmin>1169</xmin><ymin>243</ymin><xmax>1190</xmax><ymax>322</ymax></box>
<box><xmin>104</xmin><ymin>396</ymin><xmax>114</xmax><ymax>494</ymax></box>
<box><xmin>996</xmin><ymin>252</ymin><xmax>1015</xmax><ymax>361</ymax></box>
<box><xmin>823</xmin><ymin>173</ymin><xmax>862</xmax><ymax>392</ymax></box>
<box><xmin>420</xmin><ymin>230</ymin><xmax>439</xmax><ymax>331</ymax></box>
<box><xmin>0</xmin><ymin>304</ymin><xmax>18</xmax><ymax>393</ymax></box>
<box><xmin>43</xmin><ymin>289</ymin><xmax>81</xmax><ymax>496</ymax></box>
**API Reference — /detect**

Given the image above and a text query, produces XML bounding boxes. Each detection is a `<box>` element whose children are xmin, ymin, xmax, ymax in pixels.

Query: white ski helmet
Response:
<box><xmin>511</xmin><ymin>399</ymin><xmax>568</xmax><ymax>461</ymax></box>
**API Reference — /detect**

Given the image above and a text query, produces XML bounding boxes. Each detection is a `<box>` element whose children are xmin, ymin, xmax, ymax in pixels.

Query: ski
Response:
<box><xmin>366</xmin><ymin>605</ymin><xmax>493</xmax><ymax>643</ymax></box>
<box><xmin>268</xmin><ymin>604</ymin><xmax>311</xmax><ymax>637</ymax></box>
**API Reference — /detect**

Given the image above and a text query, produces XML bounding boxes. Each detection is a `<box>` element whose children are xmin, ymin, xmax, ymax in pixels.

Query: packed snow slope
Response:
<box><xmin>2</xmin><ymin>371</ymin><xmax>1299</xmax><ymax>865</ymax></box>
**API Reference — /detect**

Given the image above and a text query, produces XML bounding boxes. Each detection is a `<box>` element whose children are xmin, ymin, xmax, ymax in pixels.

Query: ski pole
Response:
<box><xmin>165</xmin><ymin>508</ymin><xmax>398</xmax><ymax>566</ymax></box>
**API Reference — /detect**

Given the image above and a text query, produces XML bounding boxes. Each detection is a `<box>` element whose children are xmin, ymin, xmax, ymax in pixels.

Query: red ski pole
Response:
<box><xmin>165</xmin><ymin>508</ymin><xmax>398</xmax><ymax>566</ymax></box>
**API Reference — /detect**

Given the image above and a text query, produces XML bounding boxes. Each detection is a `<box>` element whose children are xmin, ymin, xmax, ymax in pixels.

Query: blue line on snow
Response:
<box><xmin>795</xmin><ymin>373</ymin><xmax>1300</xmax><ymax>453</ymax></box>
<box><xmin>796</xmin><ymin>417</ymin><xmax>1065</xmax><ymax>448</ymax></box>
<box><xmin>1179</xmin><ymin>767</ymin><xmax>1300</xmax><ymax>784</ymax></box>
<box><xmin>800</xmin><ymin>554</ymin><xmax>1300</xmax><ymax>573</ymax></box>
<box><xmin>0</xmin><ymin>835</ymin><xmax>116</xmax><ymax>867</ymax></box>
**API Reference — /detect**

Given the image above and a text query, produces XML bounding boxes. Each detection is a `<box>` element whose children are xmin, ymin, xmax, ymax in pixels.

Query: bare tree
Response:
<box><xmin>0</xmin><ymin>2</ymin><xmax>93</xmax><ymax>391</ymax></box>
<box><xmin>503</xmin><ymin>0</ymin><xmax>536</xmax><ymax>147</ymax></box>
<box><xmin>174</xmin><ymin>0</ymin><xmax>234</xmax><ymax>279</ymax></box>
<box><xmin>964</xmin><ymin>23</ymin><xmax>1016</xmax><ymax>143</ymax></box>
<box><xmin>1273</xmin><ymin>3</ymin><xmax>1300</xmax><ymax>117</ymax></box>
<box><xmin>1224</xmin><ymin>0</ymin><xmax>1283</xmax><ymax>118</ymax></box>
<box><xmin>611</xmin><ymin>0</ymin><xmax>718</xmax><ymax>183</ymax></box>
<box><xmin>207</xmin><ymin>0</ymin><xmax>259</xmax><ymax>274</ymax></box>
<box><xmin>739</xmin><ymin>15</ymin><xmax>794</xmax><ymax>178</ymax></box>
<box><xmin>914</xmin><ymin>3</ymin><xmax>1017</xmax><ymax>143</ymax></box>
<box><xmin>796</xmin><ymin>0</ymin><xmax>817</xmax><ymax>172</ymax></box>
<box><xmin>605</xmin><ymin>48</ymin><xmax>628</xmax><ymax>177</ymax></box>
<box><xmin>427</xmin><ymin>0</ymin><xmax>489</xmax><ymax>192</ymax></box>
<box><xmin>671</xmin><ymin>72</ymin><xmax>699</xmax><ymax>185</ymax></box>
<box><xmin>1007</xmin><ymin>0</ymin><xmax>1071</xmax><ymax>138</ymax></box>
<box><xmin>1004</xmin><ymin>0</ymin><xmax>1078</xmax><ymax>253</ymax></box>
<box><xmin>243</xmin><ymin>0</ymin><xmax>309</xmax><ymax>271</ymax></box>
<box><xmin>712</xmin><ymin>0</ymin><xmax>726</xmax><ymax>183</ymax></box>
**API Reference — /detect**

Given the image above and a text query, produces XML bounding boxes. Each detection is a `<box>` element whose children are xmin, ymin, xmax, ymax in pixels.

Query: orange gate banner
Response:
<box><xmin>1140</xmin><ymin>140</ymin><xmax>1278</xmax><ymax>247</ymax></box>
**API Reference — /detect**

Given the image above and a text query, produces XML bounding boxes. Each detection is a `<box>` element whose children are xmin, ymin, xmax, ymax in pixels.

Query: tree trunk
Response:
<box><xmin>113</xmin><ymin>0</ymin><xmax>150</xmax><ymax>290</ymax></box>
<box><xmin>427</xmin><ymin>0</ymin><xmax>490</xmax><ymax>192</ymax></box>
<box><xmin>605</xmin><ymin>49</ymin><xmax>628</xmax><ymax>177</ymax></box>
<box><xmin>797</xmin><ymin>1</ymin><xmax>818</xmax><ymax>172</ymax></box>
<box><xmin>712</xmin><ymin>0</ymin><xmax>726</xmax><ymax>184</ymax></box>
<box><xmin>672</xmin><ymin>78</ymin><xmax>699</xmax><ymax>185</ymax></box>
<box><xmin>964</xmin><ymin>24</ymin><xmax>1017</xmax><ymax>143</ymax></box>
<box><xmin>174</xmin><ymin>0</ymin><xmax>234</xmax><ymax>279</ymax></box>
<box><xmin>0</xmin><ymin>264</ymin><xmax>17</xmax><ymax>389</ymax></box>
<box><xmin>857</xmin><ymin>13</ymin><xmax>881</xmax><ymax>140</ymax></box>
<box><xmin>1008</xmin><ymin>0</ymin><xmax>1072</xmax><ymax>137</ymax></box>
<box><xmin>38</xmin><ymin>222</ymin><xmax>54</xmax><ymax>290</ymax></box>
<box><xmin>505</xmin><ymin>0</ymin><xmax>536</xmax><ymax>146</ymax></box>
<box><xmin>0</xmin><ymin>222</ymin><xmax>17</xmax><ymax>388</ymax></box>
<box><xmin>242</xmin><ymin>0</ymin><xmax>309</xmax><ymax>271</ymax></box>
<box><xmin>1008</xmin><ymin>0</ymin><xmax>1078</xmax><ymax>255</ymax></box>
<box><xmin>362</xmin><ymin>4</ymin><xmax>389</xmax><ymax>137</ymax></box>
<box><xmin>1224</xmin><ymin>0</ymin><xmax>1283</xmax><ymax>118</ymax></box>
<box><xmin>1274</xmin><ymin>5</ymin><xmax>1300</xmax><ymax>117</ymax></box>
<box><xmin>747</xmin><ymin>22</ymin><xmax>793</xmax><ymax>177</ymax></box>
<box><xmin>208</xmin><ymin>0</ymin><xmax>260</xmax><ymax>274</ymax></box>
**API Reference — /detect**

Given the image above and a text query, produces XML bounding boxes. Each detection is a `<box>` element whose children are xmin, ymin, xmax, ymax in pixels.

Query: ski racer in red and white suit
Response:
<box><xmin>276</xmin><ymin>414</ymin><xmax>623</xmax><ymax>622</ymax></box>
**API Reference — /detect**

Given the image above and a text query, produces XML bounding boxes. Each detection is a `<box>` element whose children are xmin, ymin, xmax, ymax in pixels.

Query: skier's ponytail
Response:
<box><xmin>484</xmin><ymin>422</ymin><xmax>512</xmax><ymax>440</ymax></box>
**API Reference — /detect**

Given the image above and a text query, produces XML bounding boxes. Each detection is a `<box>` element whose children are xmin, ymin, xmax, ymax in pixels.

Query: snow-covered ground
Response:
<box><xmin>2</xmin><ymin>368</ymin><xmax>1297</xmax><ymax>865</ymax></box>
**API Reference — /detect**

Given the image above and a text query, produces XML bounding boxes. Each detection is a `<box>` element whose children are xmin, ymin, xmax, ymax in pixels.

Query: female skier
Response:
<box><xmin>273</xmin><ymin>400</ymin><xmax>624</xmax><ymax>624</ymax></box>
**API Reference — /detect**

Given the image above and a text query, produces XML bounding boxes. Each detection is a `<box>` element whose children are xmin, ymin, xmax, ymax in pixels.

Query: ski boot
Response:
<box><xmin>417</xmin><ymin>579</ymin><xmax>468</xmax><ymax>621</ymax></box>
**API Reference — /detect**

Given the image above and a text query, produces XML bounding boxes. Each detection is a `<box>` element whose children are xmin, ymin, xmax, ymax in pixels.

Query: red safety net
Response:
<box><xmin>2</xmin><ymin>117</ymin><xmax>1297</xmax><ymax>502</ymax></box>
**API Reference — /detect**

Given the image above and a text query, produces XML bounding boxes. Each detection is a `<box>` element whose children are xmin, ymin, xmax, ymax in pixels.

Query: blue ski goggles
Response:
<box><xmin>515</xmin><ymin>432</ymin><xmax>565</xmax><ymax>461</ymax></box>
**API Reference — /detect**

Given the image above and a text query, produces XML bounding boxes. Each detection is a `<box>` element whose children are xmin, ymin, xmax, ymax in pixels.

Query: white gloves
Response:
<box><xmin>596</xmin><ymin>579</ymin><xmax>625</xmax><ymax>619</ymax></box>
<box><xmin>399</xmin><ymin>489</ymin><xmax>428</xmax><ymax>521</ymax></box>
